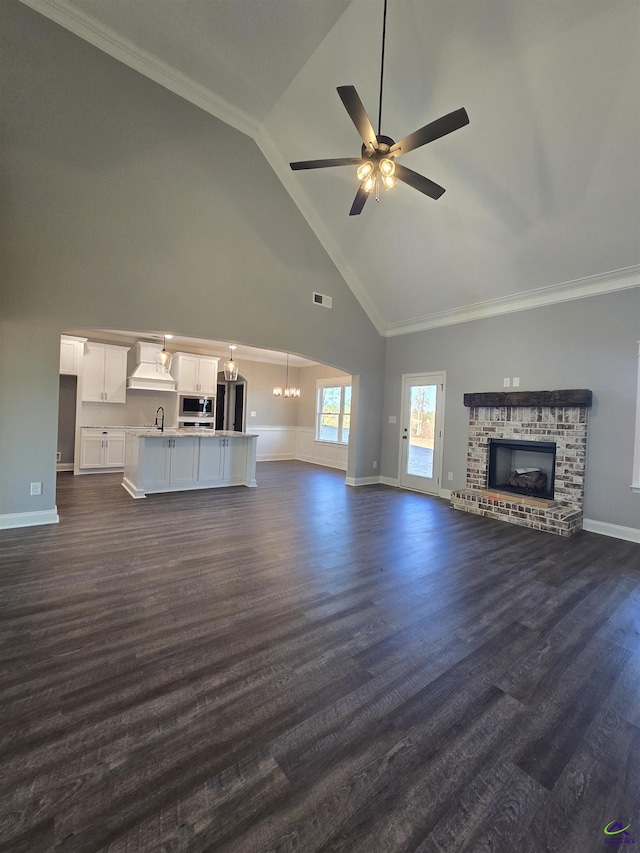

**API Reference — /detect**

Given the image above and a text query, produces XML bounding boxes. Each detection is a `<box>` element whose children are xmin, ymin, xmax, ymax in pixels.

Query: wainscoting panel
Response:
<box><xmin>246</xmin><ymin>426</ymin><xmax>297</xmax><ymax>461</ymax></box>
<box><xmin>295</xmin><ymin>427</ymin><xmax>348</xmax><ymax>471</ymax></box>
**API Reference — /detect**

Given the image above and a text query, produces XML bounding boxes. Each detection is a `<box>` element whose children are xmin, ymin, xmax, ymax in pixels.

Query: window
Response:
<box><xmin>316</xmin><ymin>379</ymin><xmax>351</xmax><ymax>444</ymax></box>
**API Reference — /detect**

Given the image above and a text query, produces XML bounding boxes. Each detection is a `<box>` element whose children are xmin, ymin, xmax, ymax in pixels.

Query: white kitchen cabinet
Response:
<box><xmin>170</xmin><ymin>436</ymin><xmax>199</xmax><ymax>484</ymax></box>
<box><xmin>198</xmin><ymin>438</ymin><xmax>224</xmax><ymax>483</ymax></box>
<box><xmin>80</xmin><ymin>429</ymin><xmax>126</xmax><ymax>470</ymax></box>
<box><xmin>123</xmin><ymin>432</ymin><xmax>257</xmax><ymax>498</ymax></box>
<box><xmin>142</xmin><ymin>435</ymin><xmax>199</xmax><ymax>488</ymax></box>
<box><xmin>225</xmin><ymin>437</ymin><xmax>248</xmax><ymax>481</ymax></box>
<box><xmin>59</xmin><ymin>335</ymin><xmax>86</xmax><ymax>375</ymax></box>
<box><xmin>172</xmin><ymin>353</ymin><xmax>219</xmax><ymax>395</ymax></box>
<box><xmin>82</xmin><ymin>343</ymin><xmax>129</xmax><ymax>403</ymax></box>
<box><xmin>198</xmin><ymin>435</ymin><xmax>249</xmax><ymax>485</ymax></box>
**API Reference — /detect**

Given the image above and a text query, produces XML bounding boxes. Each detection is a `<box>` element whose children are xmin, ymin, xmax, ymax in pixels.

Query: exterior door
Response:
<box><xmin>400</xmin><ymin>372</ymin><xmax>445</xmax><ymax>495</ymax></box>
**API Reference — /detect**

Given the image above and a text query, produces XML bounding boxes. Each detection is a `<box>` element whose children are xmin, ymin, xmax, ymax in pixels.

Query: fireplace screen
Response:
<box><xmin>487</xmin><ymin>438</ymin><xmax>556</xmax><ymax>500</ymax></box>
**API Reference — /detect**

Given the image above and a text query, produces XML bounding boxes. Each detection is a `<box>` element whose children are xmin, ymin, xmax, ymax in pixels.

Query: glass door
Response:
<box><xmin>400</xmin><ymin>372</ymin><xmax>445</xmax><ymax>495</ymax></box>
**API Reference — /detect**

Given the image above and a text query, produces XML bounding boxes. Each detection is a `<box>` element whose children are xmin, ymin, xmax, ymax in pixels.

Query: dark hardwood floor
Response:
<box><xmin>1</xmin><ymin>462</ymin><xmax>639</xmax><ymax>852</ymax></box>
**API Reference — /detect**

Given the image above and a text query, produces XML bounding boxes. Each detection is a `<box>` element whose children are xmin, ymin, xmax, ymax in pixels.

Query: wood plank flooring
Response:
<box><xmin>0</xmin><ymin>461</ymin><xmax>639</xmax><ymax>852</ymax></box>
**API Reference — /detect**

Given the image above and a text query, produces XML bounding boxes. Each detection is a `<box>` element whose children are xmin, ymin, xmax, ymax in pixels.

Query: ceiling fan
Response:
<box><xmin>290</xmin><ymin>0</ymin><xmax>469</xmax><ymax>216</ymax></box>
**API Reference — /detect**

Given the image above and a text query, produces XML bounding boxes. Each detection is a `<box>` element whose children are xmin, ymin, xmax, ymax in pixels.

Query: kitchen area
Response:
<box><xmin>58</xmin><ymin>334</ymin><xmax>258</xmax><ymax>497</ymax></box>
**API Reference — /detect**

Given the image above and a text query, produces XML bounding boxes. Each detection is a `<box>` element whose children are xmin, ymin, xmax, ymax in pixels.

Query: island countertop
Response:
<box><xmin>126</xmin><ymin>429</ymin><xmax>258</xmax><ymax>438</ymax></box>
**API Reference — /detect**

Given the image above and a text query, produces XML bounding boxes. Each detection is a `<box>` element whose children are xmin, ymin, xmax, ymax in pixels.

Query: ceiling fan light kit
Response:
<box><xmin>290</xmin><ymin>0</ymin><xmax>469</xmax><ymax>215</ymax></box>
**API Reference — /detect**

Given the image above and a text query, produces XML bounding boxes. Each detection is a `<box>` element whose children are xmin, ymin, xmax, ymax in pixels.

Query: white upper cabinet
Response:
<box><xmin>82</xmin><ymin>342</ymin><xmax>129</xmax><ymax>403</ymax></box>
<box><xmin>172</xmin><ymin>353</ymin><xmax>219</xmax><ymax>395</ymax></box>
<box><xmin>59</xmin><ymin>335</ymin><xmax>86</xmax><ymax>375</ymax></box>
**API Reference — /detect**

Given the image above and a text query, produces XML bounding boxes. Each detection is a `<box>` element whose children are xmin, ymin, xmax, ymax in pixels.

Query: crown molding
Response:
<box><xmin>384</xmin><ymin>265</ymin><xmax>640</xmax><ymax>337</ymax></box>
<box><xmin>255</xmin><ymin>124</ymin><xmax>387</xmax><ymax>337</ymax></box>
<box><xmin>18</xmin><ymin>0</ymin><xmax>259</xmax><ymax>138</ymax></box>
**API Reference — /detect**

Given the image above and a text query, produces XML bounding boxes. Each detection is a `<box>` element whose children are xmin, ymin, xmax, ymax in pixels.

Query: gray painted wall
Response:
<box><xmin>382</xmin><ymin>288</ymin><xmax>640</xmax><ymax>529</ymax></box>
<box><xmin>1</xmin><ymin>1</ymin><xmax>637</xmax><ymax>534</ymax></box>
<box><xmin>0</xmin><ymin>1</ymin><xmax>385</xmax><ymax>517</ymax></box>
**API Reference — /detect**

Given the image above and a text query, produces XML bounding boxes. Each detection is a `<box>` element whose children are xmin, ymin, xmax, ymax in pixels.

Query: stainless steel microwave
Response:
<box><xmin>179</xmin><ymin>396</ymin><xmax>214</xmax><ymax>417</ymax></box>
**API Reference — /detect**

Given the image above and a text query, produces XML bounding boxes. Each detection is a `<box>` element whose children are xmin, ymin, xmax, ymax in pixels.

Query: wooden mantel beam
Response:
<box><xmin>463</xmin><ymin>389</ymin><xmax>593</xmax><ymax>408</ymax></box>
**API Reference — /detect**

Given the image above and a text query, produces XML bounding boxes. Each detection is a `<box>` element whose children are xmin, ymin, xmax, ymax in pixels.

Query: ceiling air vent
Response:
<box><xmin>312</xmin><ymin>292</ymin><xmax>332</xmax><ymax>309</ymax></box>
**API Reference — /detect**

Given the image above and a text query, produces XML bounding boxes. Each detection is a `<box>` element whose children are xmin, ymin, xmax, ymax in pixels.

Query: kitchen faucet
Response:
<box><xmin>155</xmin><ymin>406</ymin><xmax>165</xmax><ymax>432</ymax></box>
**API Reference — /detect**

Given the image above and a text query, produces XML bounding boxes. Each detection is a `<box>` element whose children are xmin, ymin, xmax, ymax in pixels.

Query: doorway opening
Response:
<box><xmin>216</xmin><ymin>372</ymin><xmax>247</xmax><ymax>432</ymax></box>
<box><xmin>57</xmin><ymin>374</ymin><xmax>77</xmax><ymax>472</ymax></box>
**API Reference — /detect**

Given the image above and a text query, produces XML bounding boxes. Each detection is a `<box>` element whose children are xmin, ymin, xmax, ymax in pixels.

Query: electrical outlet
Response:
<box><xmin>30</xmin><ymin>482</ymin><xmax>42</xmax><ymax>496</ymax></box>
<box><xmin>373</xmin><ymin>461</ymin><xmax>377</xmax><ymax>469</ymax></box>
<box><xmin>56</xmin><ymin>451</ymin><xmax>62</xmax><ymax>462</ymax></box>
<box><xmin>512</xmin><ymin>377</ymin><xmax>520</xmax><ymax>387</ymax></box>
<box><xmin>503</xmin><ymin>377</ymin><xmax>511</xmax><ymax>387</ymax></box>
<box><xmin>447</xmin><ymin>472</ymin><xmax>454</xmax><ymax>481</ymax></box>
<box><xmin>250</xmin><ymin>411</ymin><xmax>256</xmax><ymax>417</ymax></box>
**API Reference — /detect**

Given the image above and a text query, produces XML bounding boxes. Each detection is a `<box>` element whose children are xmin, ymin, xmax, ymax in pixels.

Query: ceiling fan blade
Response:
<box><xmin>290</xmin><ymin>157</ymin><xmax>362</xmax><ymax>171</ymax></box>
<box><xmin>337</xmin><ymin>86</ymin><xmax>378</xmax><ymax>151</ymax></box>
<box><xmin>394</xmin><ymin>163</ymin><xmax>446</xmax><ymax>200</ymax></box>
<box><xmin>390</xmin><ymin>108</ymin><xmax>469</xmax><ymax>156</ymax></box>
<box><xmin>349</xmin><ymin>185</ymin><xmax>369</xmax><ymax>216</ymax></box>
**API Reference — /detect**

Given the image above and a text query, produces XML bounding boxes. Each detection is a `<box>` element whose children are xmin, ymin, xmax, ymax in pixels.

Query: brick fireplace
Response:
<box><xmin>450</xmin><ymin>390</ymin><xmax>592</xmax><ymax>537</ymax></box>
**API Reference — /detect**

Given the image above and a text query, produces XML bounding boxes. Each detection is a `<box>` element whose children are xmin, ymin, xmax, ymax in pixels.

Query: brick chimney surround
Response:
<box><xmin>450</xmin><ymin>390</ymin><xmax>592</xmax><ymax>537</ymax></box>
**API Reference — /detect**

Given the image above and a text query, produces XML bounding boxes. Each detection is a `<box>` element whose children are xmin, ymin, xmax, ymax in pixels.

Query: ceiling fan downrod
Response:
<box><xmin>377</xmin><ymin>0</ymin><xmax>388</xmax><ymax>139</ymax></box>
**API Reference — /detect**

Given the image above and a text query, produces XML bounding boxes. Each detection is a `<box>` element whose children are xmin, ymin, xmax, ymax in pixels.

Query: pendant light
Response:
<box><xmin>223</xmin><ymin>345</ymin><xmax>239</xmax><ymax>381</ymax></box>
<box><xmin>155</xmin><ymin>334</ymin><xmax>173</xmax><ymax>373</ymax></box>
<box><xmin>273</xmin><ymin>353</ymin><xmax>300</xmax><ymax>399</ymax></box>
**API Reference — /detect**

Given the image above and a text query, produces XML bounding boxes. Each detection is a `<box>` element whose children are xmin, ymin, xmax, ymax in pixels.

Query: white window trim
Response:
<box><xmin>632</xmin><ymin>341</ymin><xmax>640</xmax><ymax>493</ymax></box>
<box><xmin>315</xmin><ymin>377</ymin><xmax>351</xmax><ymax>446</ymax></box>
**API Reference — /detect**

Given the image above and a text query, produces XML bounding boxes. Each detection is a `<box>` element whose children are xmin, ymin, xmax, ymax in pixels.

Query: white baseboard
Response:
<box><xmin>75</xmin><ymin>467</ymin><xmax>124</xmax><ymax>475</ymax></box>
<box><xmin>57</xmin><ymin>463</ymin><xmax>74</xmax><ymax>472</ymax></box>
<box><xmin>439</xmin><ymin>488</ymin><xmax>452</xmax><ymax>500</ymax></box>
<box><xmin>298</xmin><ymin>455</ymin><xmax>347</xmax><ymax>472</ymax></box>
<box><xmin>345</xmin><ymin>475</ymin><xmax>381</xmax><ymax>486</ymax></box>
<box><xmin>379</xmin><ymin>476</ymin><xmax>399</xmax><ymax>487</ymax></box>
<box><xmin>257</xmin><ymin>453</ymin><xmax>296</xmax><ymax>462</ymax></box>
<box><xmin>582</xmin><ymin>518</ymin><xmax>640</xmax><ymax>543</ymax></box>
<box><xmin>0</xmin><ymin>508</ymin><xmax>59</xmax><ymax>529</ymax></box>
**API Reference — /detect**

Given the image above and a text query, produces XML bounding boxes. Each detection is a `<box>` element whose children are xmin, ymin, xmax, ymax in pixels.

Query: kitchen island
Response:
<box><xmin>122</xmin><ymin>430</ymin><xmax>258</xmax><ymax>498</ymax></box>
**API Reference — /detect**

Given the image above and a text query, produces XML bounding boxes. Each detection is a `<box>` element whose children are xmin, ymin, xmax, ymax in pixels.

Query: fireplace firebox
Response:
<box><xmin>488</xmin><ymin>438</ymin><xmax>556</xmax><ymax>500</ymax></box>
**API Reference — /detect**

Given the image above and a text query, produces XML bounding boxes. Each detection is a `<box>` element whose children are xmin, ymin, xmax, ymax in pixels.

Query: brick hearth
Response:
<box><xmin>450</xmin><ymin>391</ymin><xmax>592</xmax><ymax>537</ymax></box>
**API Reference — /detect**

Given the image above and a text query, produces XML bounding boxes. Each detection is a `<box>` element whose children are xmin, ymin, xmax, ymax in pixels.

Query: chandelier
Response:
<box><xmin>273</xmin><ymin>353</ymin><xmax>300</xmax><ymax>398</ymax></box>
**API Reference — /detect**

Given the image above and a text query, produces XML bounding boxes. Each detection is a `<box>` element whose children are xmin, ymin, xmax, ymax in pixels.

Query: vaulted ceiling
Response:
<box><xmin>20</xmin><ymin>0</ymin><xmax>640</xmax><ymax>335</ymax></box>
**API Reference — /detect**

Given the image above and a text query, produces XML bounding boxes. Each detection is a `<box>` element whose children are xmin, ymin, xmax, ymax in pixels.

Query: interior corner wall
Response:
<box><xmin>381</xmin><ymin>287</ymin><xmax>640</xmax><ymax>531</ymax></box>
<box><xmin>0</xmin><ymin>0</ymin><xmax>385</xmax><ymax>518</ymax></box>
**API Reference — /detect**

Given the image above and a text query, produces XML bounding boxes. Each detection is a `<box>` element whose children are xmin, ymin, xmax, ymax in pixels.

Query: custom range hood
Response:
<box><xmin>126</xmin><ymin>342</ymin><xmax>176</xmax><ymax>392</ymax></box>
